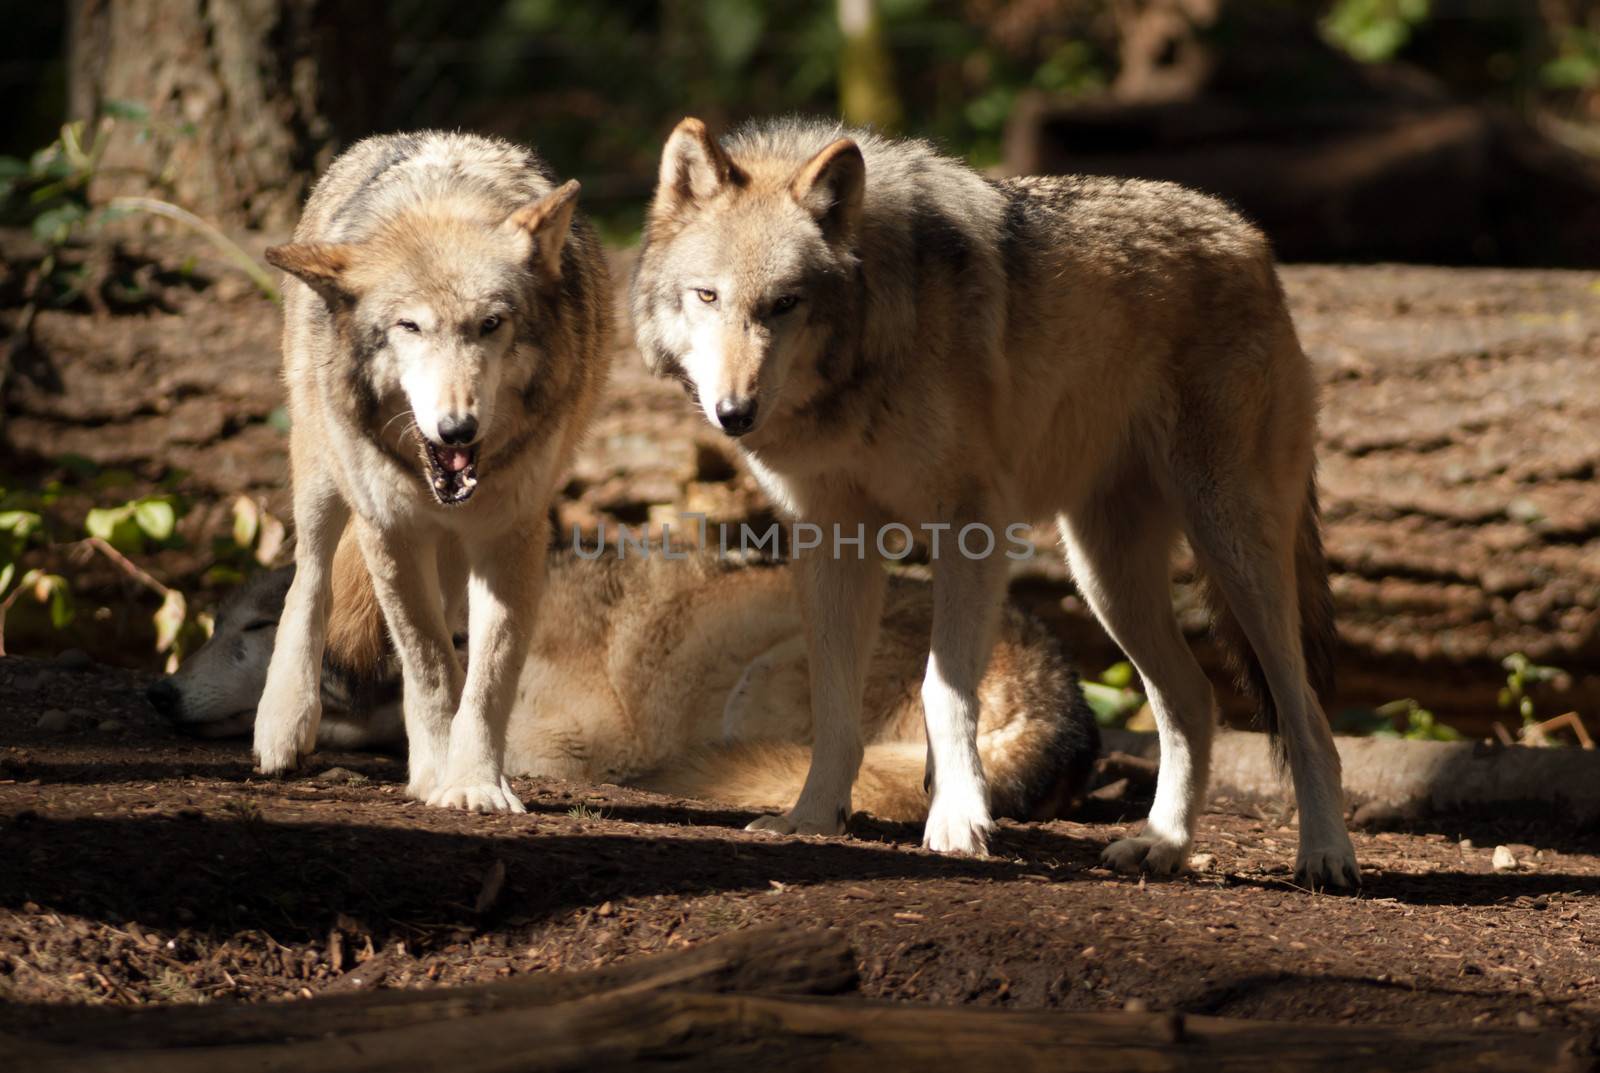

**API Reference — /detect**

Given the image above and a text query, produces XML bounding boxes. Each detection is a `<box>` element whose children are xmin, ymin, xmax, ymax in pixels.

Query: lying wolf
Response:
<box><xmin>255</xmin><ymin>131</ymin><xmax>609</xmax><ymax>814</ymax></box>
<box><xmin>148</xmin><ymin>553</ymin><xmax>1099</xmax><ymax>824</ymax></box>
<box><xmin>632</xmin><ymin>117</ymin><xmax>1354</xmax><ymax>887</ymax></box>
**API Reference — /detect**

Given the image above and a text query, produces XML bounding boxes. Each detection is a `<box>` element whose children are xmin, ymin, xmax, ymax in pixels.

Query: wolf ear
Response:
<box><xmin>791</xmin><ymin>138</ymin><xmax>864</xmax><ymax>245</ymax></box>
<box><xmin>654</xmin><ymin>118</ymin><xmax>743</xmax><ymax>217</ymax></box>
<box><xmin>265</xmin><ymin>242</ymin><xmax>359</xmax><ymax>297</ymax></box>
<box><xmin>508</xmin><ymin>179</ymin><xmax>582</xmax><ymax>279</ymax></box>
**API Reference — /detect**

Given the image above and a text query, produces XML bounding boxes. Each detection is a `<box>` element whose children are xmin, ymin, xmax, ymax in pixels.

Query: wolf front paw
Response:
<box><xmin>1295</xmin><ymin>841</ymin><xmax>1361</xmax><ymax>892</ymax></box>
<box><xmin>922</xmin><ymin>790</ymin><xmax>993</xmax><ymax>856</ymax></box>
<box><xmin>746</xmin><ymin>802</ymin><xmax>849</xmax><ymax>838</ymax></box>
<box><xmin>252</xmin><ymin>705</ymin><xmax>318</xmax><ymax>775</ymax></box>
<box><xmin>425</xmin><ymin>776</ymin><xmax>526</xmax><ymax>814</ymax></box>
<box><xmin>1102</xmin><ymin>833</ymin><xmax>1190</xmax><ymax>876</ymax></box>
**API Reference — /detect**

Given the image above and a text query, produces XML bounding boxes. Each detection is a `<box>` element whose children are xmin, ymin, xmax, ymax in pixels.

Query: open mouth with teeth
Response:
<box><xmin>419</xmin><ymin>439</ymin><xmax>480</xmax><ymax>505</ymax></box>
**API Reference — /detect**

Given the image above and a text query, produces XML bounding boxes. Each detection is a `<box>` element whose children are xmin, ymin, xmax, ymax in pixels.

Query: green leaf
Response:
<box><xmin>32</xmin><ymin>202</ymin><xmax>87</xmax><ymax>246</ymax></box>
<box><xmin>46</xmin><ymin>575</ymin><xmax>74</xmax><ymax>629</ymax></box>
<box><xmin>231</xmin><ymin>495</ymin><xmax>260</xmax><ymax>549</ymax></box>
<box><xmin>0</xmin><ymin>510</ymin><xmax>42</xmax><ymax>540</ymax></box>
<box><xmin>267</xmin><ymin>406</ymin><xmax>291</xmax><ymax>433</ymax></box>
<box><xmin>153</xmin><ymin>588</ymin><xmax>186</xmax><ymax>653</ymax></box>
<box><xmin>1099</xmin><ymin>661</ymin><xmax>1134</xmax><ymax>689</ymax></box>
<box><xmin>100</xmin><ymin>99</ymin><xmax>150</xmax><ymax>122</ymax></box>
<box><xmin>85</xmin><ymin>504</ymin><xmax>144</xmax><ymax>554</ymax></box>
<box><xmin>0</xmin><ymin>561</ymin><xmax>14</xmax><ymax>596</ymax></box>
<box><xmin>134</xmin><ymin>498</ymin><xmax>177</xmax><ymax>542</ymax></box>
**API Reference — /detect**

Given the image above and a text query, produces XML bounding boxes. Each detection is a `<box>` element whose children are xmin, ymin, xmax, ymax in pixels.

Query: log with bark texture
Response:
<box><xmin>3</xmin><ymin>925</ymin><xmax>857</xmax><ymax>1053</ymax></box>
<box><xmin>8</xmin><ymin>978</ymin><xmax>1593</xmax><ymax>1073</ymax></box>
<box><xmin>6</xmin><ymin>251</ymin><xmax>1600</xmax><ymax>726</ymax></box>
<box><xmin>1105</xmin><ymin>728</ymin><xmax>1600</xmax><ymax>825</ymax></box>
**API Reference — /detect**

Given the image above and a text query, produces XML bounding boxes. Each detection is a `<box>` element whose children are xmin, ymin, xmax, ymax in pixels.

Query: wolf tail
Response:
<box><xmin>636</xmin><ymin>681</ymin><xmax>1100</xmax><ymax>824</ymax></box>
<box><xmin>324</xmin><ymin>527</ymin><xmax>389</xmax><ymax>677</ymax></box>
<box><xmin>1199</xmin><ymin>477</ymin><xmax>1336</xmax><ymax>760</ymax></box>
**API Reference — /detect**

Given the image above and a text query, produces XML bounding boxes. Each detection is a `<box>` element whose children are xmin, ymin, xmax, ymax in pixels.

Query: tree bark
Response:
<box><xmin>66</xmin><ymin>0</ymin><xmax>387</xmax><ymax>232</ymax></box>
<box><xmin>5</xmin><ymin>929</ymin><xmax>1591</xmax><ymax>1073</ymax></box>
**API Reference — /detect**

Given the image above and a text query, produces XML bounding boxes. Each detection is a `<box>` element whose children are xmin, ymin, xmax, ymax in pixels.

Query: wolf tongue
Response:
<box><xmin>440</xmin><ymin>447</ymin><xmax>473</xmax><ymax>473</ymax></box>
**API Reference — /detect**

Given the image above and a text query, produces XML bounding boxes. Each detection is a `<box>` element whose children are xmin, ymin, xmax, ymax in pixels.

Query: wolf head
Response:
<box><xmin>632</xmin><ymin>119</ymin><xmax>864</xmax><ymax>440</ymax></box>
<box><xmin>266</xmin><ymin>180</ymin><xmax>582</xmax><ymax>505</ymax></box>
<box><xmin>145</xmin><ymin>568</ymin><xmax>294</xmax><ymax>738</ymax></box>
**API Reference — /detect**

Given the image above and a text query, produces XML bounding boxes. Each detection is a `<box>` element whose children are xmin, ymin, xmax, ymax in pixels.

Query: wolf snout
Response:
<box><xmin>714</xmin><ymin>396</ymin><xmax>758</xmax><ymax>437</ymax></box>
<box><xmin>436</xmin><ymin>413</ymin><xmax>479</xmax><ymax>445</ymax></box>
<box><xmin>145</xmin><ymin>678</ymin><xmax>183</xmax><ymax>720</ymax></box>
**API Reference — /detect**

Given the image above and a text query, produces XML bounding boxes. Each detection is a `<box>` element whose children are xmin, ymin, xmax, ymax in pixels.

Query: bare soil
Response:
<box><xmin>4</xmin><ymin>652</ymin><xmax>1600</xmax><ymax>1043</ymax></box>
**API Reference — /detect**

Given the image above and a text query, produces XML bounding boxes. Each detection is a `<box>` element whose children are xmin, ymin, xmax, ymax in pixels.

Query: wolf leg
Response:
<box><xmin>1062</xmin><ymin>482</ymin><xmax>1217</xmax><ymax>876</ymax></box>
<box><xmin>430</xmin><ymin>523</ymin><xmax>545</xmax><ymax>814</ymax></box>
<box><xmin>254</xmin><ymin>467</ymin><xmax>347</xmax><ymax>774</ymax></box>
<box><xmin>354</xmin><ymin>521</ymin><xmax>461</xmax><ymax>803</ymax></box>
<box><xmin>919</xmin><ymin>529</ymin><xmax>1009</xmax><ymax>855</ymax></box>
<box><xmin>747</xmin><ymin>547</ymin><xmax>885</xmax><ymax>837</ymax></box>
<box><xmin>1182</xmin><ymin>493</ymin><xmax>1358</xmax><ymax>890</ymax></box>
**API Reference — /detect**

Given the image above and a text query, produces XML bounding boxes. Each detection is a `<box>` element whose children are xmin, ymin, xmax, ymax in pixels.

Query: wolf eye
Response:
<box><xmin>693</xmin><ymin>288</ymin><xmax>718</xmax><ymax>305</ymax></box>
<box><xmin>480</xmin><ymin>314</ymin><xmax>502</xmax><ymax>335</ymax></box>
<box><xmin>396</xmin><ymin>319</ymin><xmax>420</xmax><ymax>333</ymax></box>
<box><xmin>241</xmin><ymin>620</ymin><xmax>276</xmax><ymax>633</ymax></box>
<box><xmin>771</xmin><ymin>294</ymin><xmax>800</xmax><ymax>316</ymax></box>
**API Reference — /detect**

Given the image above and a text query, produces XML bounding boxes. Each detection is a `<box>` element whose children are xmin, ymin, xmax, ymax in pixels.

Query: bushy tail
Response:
<box><xmin>1200</xmin><ymin>478</ymin><xmax>1336</xmax><ymax>755</ymax></box>
<box><xmin>635</xmin><ymin>693</ymin><xmax>1100</xmax><ymax>823</ymax></box>
<box><xmin>324</xmin><ymin>527</ymin><xmax>389</xmax><ymax>677</ymax></box>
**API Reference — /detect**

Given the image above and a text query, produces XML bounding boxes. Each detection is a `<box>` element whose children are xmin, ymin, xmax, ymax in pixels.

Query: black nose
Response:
<box><xmin>714</xmin><ymin>397</ymin><xmax>757</xmax><ymax>437</ymax></box>
<box><xmin>146</xmin><ymin>679</ymin><xmax>182</xmax><ymax>719</ymax></box>
<box><xmin>437</xmin><ymin>413</ymin><xmax>478</xmax><ymax>445</ymax></box>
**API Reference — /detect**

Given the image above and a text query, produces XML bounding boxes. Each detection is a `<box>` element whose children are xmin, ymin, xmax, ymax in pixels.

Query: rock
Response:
<box><xmin>96</xmin><ymin>719</ymin><xmax>124</xmax><ymax>733</ymax></box>
<box><xmin>1188</xmin><ymin>853</ymin><xmax>1217</xmax><ymax>873</ymax></box>
<box><xmin>1124</xmin><ymin>997</ymin><xmax>1150</xmax><ymax>1013</ymax></box>
<box><xmin>36</xmin><ymin>710</ymin><xmax>76</xmax><ymax>732</ymax></box>
<box><xmin>1492</xmin><ymin>845</ymin><xmax>1519</xmax><ymax>872</ymax></box>
<box><xmin>53</xmin><ymin>649</ymin><xmax>93</xmax><ymax>670</ymax></box>
<box><xmin>313</xmin><ymin>767</ymin><xmax>370</xmax><ymax>787</ymax></box>
<box><xmin>1515</xmin><ymin>1011</ymin><xmax>1540</xmax><ymax>1029</ymax></box>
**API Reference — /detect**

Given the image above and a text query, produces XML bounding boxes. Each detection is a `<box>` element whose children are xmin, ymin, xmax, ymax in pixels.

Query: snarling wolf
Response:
<box><xmin>254</xmin><ymin>131</ymin><xmax>609</xmax><ymax>813</ymax></box>
<box><xmin>150</xmin><ymin>551</ymin><xmax>1100</xmax><ymax>824</ymax></box>
<box><xmin>632</xmin><ymin>117</ymin><xmax>1355</xmax><ymax>887</ymax></box>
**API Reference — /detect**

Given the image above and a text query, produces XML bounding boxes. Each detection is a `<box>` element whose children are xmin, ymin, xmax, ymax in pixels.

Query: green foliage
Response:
<box><xmin>1499</xmin><ymin>652</ymin><xmax>1565</xmax><ymax>726</ymax></box>
<box><xmin>1322</xmin><ymin>0</ymin><xmax>1430</xmax><ymax>64</ymax></box>
<box><xmin>1336</xmin><ymin>699</ymin><xmax>1461</xmax><ymax>741</ymax></box>
<box><xmin>0</xmin><ymin>105</ymin><xmax>277</xmax><ymax>306</ymax></box>
<box><xmin>1082</xmin><ymin>661</ymin><xmax>1146</xmax><ymax>728</ymax></box>
<box><xmin>1543</xmin><ymin>27</ymin><xmax>1600</xmax><ymax>91</ymax></box>
<box><xmin>84</xmin><ymin>495</ymin><xmax>183</xmax><ymax>556</ymax></box>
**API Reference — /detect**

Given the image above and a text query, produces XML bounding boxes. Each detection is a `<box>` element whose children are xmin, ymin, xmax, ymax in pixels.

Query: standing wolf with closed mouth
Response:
<box><xmin>632</xmin><ymin>117</ymin><xmax>1357</xmax><ymax>888</ymax></box>
<box><xmin>254</xmin><ymin>131</ymin><xmax>609</xmax><ymax>812</ymax></box>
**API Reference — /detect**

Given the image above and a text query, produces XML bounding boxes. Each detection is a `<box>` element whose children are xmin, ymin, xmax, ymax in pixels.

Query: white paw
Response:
<box><xmin>922</xmin><ymin>789</ymin><xmax>993</xmax><ymax>856</ymax></box>
<box><xmin>425</xmin><ymin>776</ymin><xmax>526</xmax><ymax>814</ymax></box>
<box><xmin>746</xmin><ymin>801</ymin><xmax>849</xmax><ymax>837</ymax></box>
<box><xmin>406</xmin><ymin>763</ymin><xmax>440</xmax><ymax>802</ymax></box>
<box><xmin>1296</xmin><ymin>838</ymin><xmax>1361</xmax><ymax>891</ymax></box>
<box><xmin>252</xmin><ymin>702</ymin><xmax>317</xmax><ymax>775</ymax></box>
<box><xmin>1102</xmin><ymin>833</ymin><xmax>1191</xmax><ymax>876</ymax></box>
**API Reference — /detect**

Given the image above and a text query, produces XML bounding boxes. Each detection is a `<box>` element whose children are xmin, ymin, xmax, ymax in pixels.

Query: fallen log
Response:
<box><xmin>1105</xmin><ymin>727</ymin><xmax>1600</xmax><ymax>825</ymax></box>
<box><xmin>2</xmin><ymin>924</ymin><xmax>856</xmax><ymax>1053</ymax></box>
<box><xmin>7</xmin><ymin>977</ymin><xmax>1591</xmax><ymax>1073</ymax></box>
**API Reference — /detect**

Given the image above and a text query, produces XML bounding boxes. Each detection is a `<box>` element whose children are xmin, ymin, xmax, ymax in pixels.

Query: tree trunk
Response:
<box><xmin>66</xmin><ymin>0</ymin><xmax>387</xmax><ymax>232</ymax></box>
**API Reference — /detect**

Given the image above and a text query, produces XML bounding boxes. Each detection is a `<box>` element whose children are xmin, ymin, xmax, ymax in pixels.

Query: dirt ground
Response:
<box><xmin>4</xmin><ymin>651</ymin><xmax>1600</xmax><ymax>1044</ymax></box>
